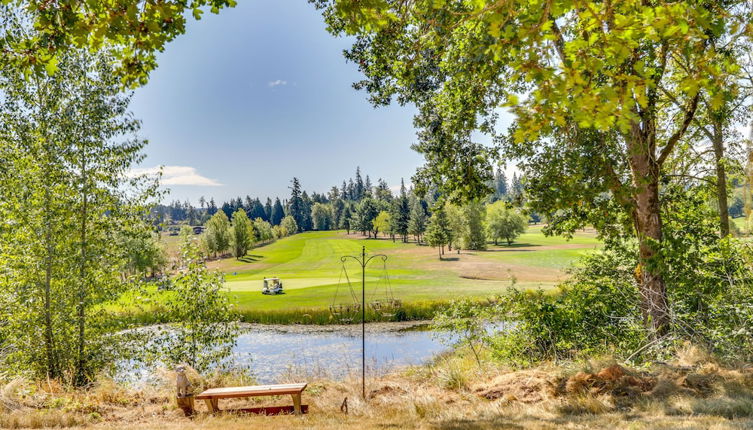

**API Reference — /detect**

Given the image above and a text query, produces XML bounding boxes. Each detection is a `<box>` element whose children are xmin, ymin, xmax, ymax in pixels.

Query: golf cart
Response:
<box><xmin>262</xmin><ymin>277</ymin><xmax>284</xmax><ymax>295</ymax></box>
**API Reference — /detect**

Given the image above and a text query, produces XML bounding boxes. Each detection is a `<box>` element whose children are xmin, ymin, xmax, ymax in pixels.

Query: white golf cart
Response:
<box><xmin>262</xmin><ymin>277</ymin><xmax>284</xmax><ymax>295</ymax></box>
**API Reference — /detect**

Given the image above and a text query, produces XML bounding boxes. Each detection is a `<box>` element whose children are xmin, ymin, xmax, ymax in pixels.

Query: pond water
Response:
<box><xmin>232</xmin><ymin>323</ymin><xmax>450</xmax><ymax>383</ymax></box>
<box><xmin>120</xmin><ymin>322</ymin><xmax>507</xmax><ymax>384</ymax></box>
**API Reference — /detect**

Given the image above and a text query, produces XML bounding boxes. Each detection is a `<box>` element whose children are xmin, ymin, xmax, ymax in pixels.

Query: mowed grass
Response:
<box><xmin>203</xmin><ymin>226</ymin><xmax>601</xmax><ymax>315</ymax></box>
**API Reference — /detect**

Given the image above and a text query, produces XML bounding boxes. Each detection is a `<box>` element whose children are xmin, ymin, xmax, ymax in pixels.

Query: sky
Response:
<box><xmin>129</xmin><ymin>0</ymin><xmax>426</xmax><ymax>205</ymax></box>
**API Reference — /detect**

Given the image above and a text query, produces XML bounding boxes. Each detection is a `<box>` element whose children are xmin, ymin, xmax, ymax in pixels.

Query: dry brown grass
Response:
<box><xmin>5</xmin><ymin>349</ymin><xmax>753</xmax><ymax>429</ymax></box>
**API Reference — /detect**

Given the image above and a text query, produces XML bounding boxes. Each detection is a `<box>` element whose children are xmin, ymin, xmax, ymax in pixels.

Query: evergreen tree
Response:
<box><xmin>221</xmin><ymin>201</ymin><xmax>233</xmax><ymax>219</ymax></box>
<box><xmin>341</xmin><ymin>181</ymin><xmax>348</xmax><ymax>200</ymax></box>
<box><xmin>375</xmin><ymin>178</ymin><xmax>392</xmax><ymax>201</ymax></box>
<box><xmin>250</xmin><ymin>198</ymin><xmax>266</xmax><ymax>221</ymax></box>
<box><xmin>354</xmin><ymin>167</ymin><xmax>364</xmax><ymax>200</ymax></box>
<box><xmin>353</xmin><ymin>197</ymin><xmax>380</xmax><ymax>237</ymax></box>
<box><xmin>288</xmin><ymin>177</ymin><xmax>305</xmax><ymax>232</ymax></box>
<box><xmin>271</xmin><ymin>198</ymin><xmax>284</xmax><ymax>226</ymax></box>
<box><xmin>332</xmin><ymin>198</ymin><xmax>345</xmax><ymax>226</ymax></box>
<box><xmin>364</xmin><ymin>175</ymin><xmax>373</xmax><ymax>198</ymax></box>
<box><xmin>511</xmin><ymin>172</ymin><xmax>523</xmax><ymax>201</ymax></box>
<box><xmin>390</xmin><ymin>179</ymin><xmax>411</xmax><ymax>242</ymax></box>
<box><xmin>425</xmin><ymin>206</ymin><xmax>451</xmax><ymax>259</ymax></box>
<box><xmin>347</xmin><ymin>178</ymin><xmax>356</xmax><ymax>200</ymax></box>
<box><xmin>264</xmin><ymin>198</ymin><xmax>273</xmax><ymax>221</ymax></box>
<box><xmin>244</xmin><ymin>195</ymin><xmax>253</xmax><ymax>214</ymax></box>
<box><xmin>311</xmin><ymin>203</ymin><xmax>334</xmax><ymax>230</ymax></box>
<box><xmin>408</xmin><ymin>198</ymin><xmax>427</xmax><ymax>243</ymax></box>
<box><xmin>300</xmin><ymin>191</ymin><xmax>313</xmax><ymax>231</ymax></box>
<box><xmin>495</xmin><ymin>168</ymin><xmax>508</xmax><ymax>200</ymax></box>
<box><xmin>207</xmin><ymin>198</ymin><xmax>218</xmax><ymax>216</ymax></box>
<box><xmin>339</xmin><ymin>204</ymin><xmax>353</xmax><ymax>234</ymax></box>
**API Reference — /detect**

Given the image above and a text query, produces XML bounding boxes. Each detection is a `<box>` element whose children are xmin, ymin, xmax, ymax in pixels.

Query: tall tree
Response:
<box><xmin>0</xmin><ymin>48</ymin><xmax>157</xmax><ymax>384</ymax></box>
<box><xmin>204</xmin><ymin>211</ymin><xmax>231</xmax><ymax>258</ymax></box>
<box><xmin>339</xmin><ymin>204</ymin><xmax>353</xmax><ymax>234</ymax></box>
<box><xmin>372</xmin><ymin>210</ymin><xmax>391</xmax><ymax>238</ymax></box>
<box><xmin>375</xmin><ymin>178</ymin><xmax>392</xmax><ymax>201</ymax></box>
<box><xmin>300</xmin><ymin>191</ymin><xmax>314</xmax><ymax>231</ymax></box>
<box><xmin>264</xmin><ymin>198</ymin><xmax>273</xmax><ymax>222</ymax></box>
<box><xmin>207</xmin><ymin>198</ymin><xmax>218</xmax><ymax>216</ymax></box>
<box><xmin>354</xmin><ymin>167</ymin><xmax>365</xmax><ymax>200</ymax></box>
<box><xmin>425</xmin><ymin>206</ymin><xmax>452</xmax><ymax>258</ymax></box>
<box><xmin>288</xmin><ymin>177</ymin><xmax>306</xmax><ymax>232</ymax></box>
<box><xmin>462</xmin><ymin>201</ymin><xmax>487</xmax><ymax>251</ymax></box>
<box><xmin>321</xmin><ymin>0</ymin><xmax>751</xmax><ymax>334</ymax></box>
<box><xmin>390</xmin><ymin>179</ymin><xmax>411</xmax><ymax>242</ymax></box>
<box><xmin>249</xmin><ymin>198</ymin><xmax>267</xmax><ymax>221</ymax></box>
<box><xmin>408</xmin><ymin>198</ymin><xmax>427</xmax><ymax>244</ymax></box>
<box><xmin>230</xmin><ymin>209</ymin><xmax>254</xmax><ymax>259</ymax></box>
<box><xmin>270</xmin><ymin>197</ymin><xmax>285</xmax><ymax>226</ymax></box>
<box><xmin>311</xmin><ymin>203</ymin><xmax>334</xmax><ymax>230</ymax></box>
<box><xmin>353</xmin><ymin>197</ymin><xmax>380</xmax><ymax>237</ymax></box>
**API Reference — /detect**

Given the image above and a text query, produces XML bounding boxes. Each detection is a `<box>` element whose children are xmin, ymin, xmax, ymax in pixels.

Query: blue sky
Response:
<box><xmin>129</xmin><ymin>0</ymin><xmax>425</xmax><ymax>205</ymax></box>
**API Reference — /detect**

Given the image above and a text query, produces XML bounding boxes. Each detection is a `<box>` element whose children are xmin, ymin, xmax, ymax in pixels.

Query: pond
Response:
<box><xmin>232</xmin><ymin>322</ymin><xmax>450</xmax><ymax>383</ymax></box>
<box><xmin>120</xmin><ymin>321</ymin><xmax>508</xmax><ymax>384</ymax></box>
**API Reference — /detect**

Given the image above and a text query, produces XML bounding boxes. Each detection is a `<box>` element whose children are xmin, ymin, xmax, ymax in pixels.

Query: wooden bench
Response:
<box><xmin>196</xmin><ymin>383</ymin><xmax>308</xmax><ymax>415</ymax></box>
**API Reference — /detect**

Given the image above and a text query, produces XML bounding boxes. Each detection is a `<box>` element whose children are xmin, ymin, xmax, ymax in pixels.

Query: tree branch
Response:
<box><xmin>657</xmin><ymin>92</ymin><xmax>700</xmax><ymax>165</ymax></box>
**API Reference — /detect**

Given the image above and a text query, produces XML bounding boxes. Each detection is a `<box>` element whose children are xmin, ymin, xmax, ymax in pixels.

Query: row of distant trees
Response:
<box><xmin>146</xmin><ymin>167</ymin><xmax>534</xmax><ymax>262</ymax></box>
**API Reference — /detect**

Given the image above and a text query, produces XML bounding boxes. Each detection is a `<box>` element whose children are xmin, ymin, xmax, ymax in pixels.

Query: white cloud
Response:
<box><xmin>129</xmin><ymin>165</ymin><xmax>222</xmax><ymax>186</ymax></box>
<box><xmin>268</xmin><ymin>79</ymin><xmax>287</xmax><ymax>87</ymax></box>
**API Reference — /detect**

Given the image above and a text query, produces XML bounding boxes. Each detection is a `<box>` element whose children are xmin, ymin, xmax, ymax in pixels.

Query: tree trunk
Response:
<box><xmin>629</xmin><ymin>138</ymin><xmax>670</xmax><ymax>335</ymax></box>
<box><xmin>712</xmin><ymin>119</ymin><xmax>730</xmax><ymax>237</ymax></box>
<box><xmin>43</xmin><ymin>187</ymin><xmax>58</xmax><ymax>379</ymax></box>
<box><xmin>74</xmin><ymin>164</ymin><xmax>89</xmax><ymax>386</ymax></box>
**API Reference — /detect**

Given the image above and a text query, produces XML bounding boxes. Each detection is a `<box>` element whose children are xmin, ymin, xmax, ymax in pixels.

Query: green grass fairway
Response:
<box><xmin>203</xmin><ymin>227</ymin><xmax>601</xmax><ymax>315</ymax></box>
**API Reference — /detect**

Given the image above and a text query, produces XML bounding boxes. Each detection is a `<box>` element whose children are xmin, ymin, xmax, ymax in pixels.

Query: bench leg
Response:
<box><xmin>291</xmin><ymin>393</ymin><xmax>302</xmax><ymax>415</ymax></box>
<box><xmin>204</xmin><ymin>398</ymin><xmax>219</xmax><ymax>413</ymax></box>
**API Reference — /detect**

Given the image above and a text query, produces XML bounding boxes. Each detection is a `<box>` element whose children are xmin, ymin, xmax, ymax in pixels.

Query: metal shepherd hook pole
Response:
<box><xmin>340</xmin><ymin>245</ymin><xmax>387</xmax><ymax>400</ymax></box>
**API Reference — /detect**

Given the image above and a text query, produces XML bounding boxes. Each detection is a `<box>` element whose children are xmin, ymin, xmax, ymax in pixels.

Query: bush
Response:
<box><xmin>490</xmin><ymin>247</ymin><xmax>646</xmax><ymax>366</ymax></box>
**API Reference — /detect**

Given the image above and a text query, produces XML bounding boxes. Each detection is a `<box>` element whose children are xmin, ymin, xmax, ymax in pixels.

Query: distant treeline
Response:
<box><xmin>151</xmin><ymin>166</ymin><xmax>531</xmax><ymax>228</ymax></box>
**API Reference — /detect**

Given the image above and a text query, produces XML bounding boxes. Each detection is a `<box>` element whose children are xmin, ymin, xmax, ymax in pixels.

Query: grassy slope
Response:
<box><xmin>204</xmin><ymin>226</ymin><xmax>600</xmax><ymax>314</ymax></box>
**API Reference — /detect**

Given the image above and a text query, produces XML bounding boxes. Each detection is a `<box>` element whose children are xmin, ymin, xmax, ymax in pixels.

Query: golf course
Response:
<box><xmin>192</xmin><ymin>225</ymin><xmax>601</xmax><ymax>320</ymax></box>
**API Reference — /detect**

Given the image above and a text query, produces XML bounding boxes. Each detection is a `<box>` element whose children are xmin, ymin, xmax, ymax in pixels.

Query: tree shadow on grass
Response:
<box><xmin>239</xmin><ymin>254</ymin><xmax>264</xmax><ymax>263</ymax></box>
<box><xmin>487</xmin><ymin>242</ymin><xmax>542</xmax><ymax>249</ymax></box>
<box><xmin>439</xmin><ymin>257</ymin><xmax>460</xmax><ymax>261</ymax></box>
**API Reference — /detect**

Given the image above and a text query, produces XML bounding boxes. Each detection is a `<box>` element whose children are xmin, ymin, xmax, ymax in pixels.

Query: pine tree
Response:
<box><xmin>250</xmin><ymin>198</ymin><xmax>266</xmax><ymax>221</ymax></box>
<box><xmin>364</xmin><ymin>175</ymin><xmax>373</xmax><ymax>198</ymax></box>
<box><xmin>270</xmin><ymin>198</ymin><xmax>284</xmax><ymax>226</ymax></box>
<box><xmin>207</xmin><ymin>198</ymin><xmax>217</xmax><ymax>216</ymax></box>
<box><xmin>264</xmin><ymin>198</ymin><xmax>273</xmax><ymax>221</ymax></box>
<box><xmin>375</xmin><ymin>178</ymin><xmax>392</xmax><ymax>201</ymax></box>
<box><xmin>354</xmin><ymin>167</ymin><xmax>364</xmax><ymax>200</ymax></box>
<box><xmin>300</xmin><ymin>191</ymin><xmax>313</xmax><ymax>231</ymax></box>
<box><xmin>353</xmin><ymin>197</ymin><xmax>380</xmax><ymax>237</ymax></box>
<box><xmin>347</xmin><ymin>178</ymin><xmax>355</xmax><ymax>200</ymax></box>
<box><xmin>425</xmin><ymin>206</ymin><xmax>451</xmax><ymax>259</ymax></box>
<box><xmin>289</xmin><ymin>177</ymin><xmax>305</xmax><ymax>232</ymax></box>
<box><xmin>339</xmin><ymin>204</ymin><xmax>352</xmax><ymax>234</ymax></box>
<box><xmin>496</xmin><ymin>168</ymin><xmax>508</xmax><ymax>199</ymax></box>
<box><xmin>390</xmin><ymin>179</ymin><xmax>410</xmax><ymax>242</ymax></box>
<box><xmin>408</xmin><ymin>198</ymin><xmax>427</xmax><ymax>243</ymax></box>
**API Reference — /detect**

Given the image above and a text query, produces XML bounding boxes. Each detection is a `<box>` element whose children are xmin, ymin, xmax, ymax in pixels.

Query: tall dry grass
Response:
<box><xmin>4</xmin><ymin>346</ymin><xmax>753</xmax><ymax>429</ymax></box>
